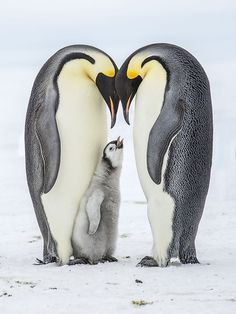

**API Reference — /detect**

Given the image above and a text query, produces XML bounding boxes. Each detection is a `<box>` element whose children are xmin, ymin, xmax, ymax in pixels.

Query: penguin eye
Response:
<box><xmin>109</xmin><ymin>146</ymin><xmax>115</xmax><ymax>151</ymax></box>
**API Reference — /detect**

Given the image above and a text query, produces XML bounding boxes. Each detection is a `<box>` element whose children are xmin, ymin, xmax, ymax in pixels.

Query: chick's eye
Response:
<box><xmin>109</xmin><ymin>147</ymin><xmax>113</xmax><ymax>151</ymax></box>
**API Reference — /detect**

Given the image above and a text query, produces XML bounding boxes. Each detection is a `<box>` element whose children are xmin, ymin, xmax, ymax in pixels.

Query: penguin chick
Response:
<box><xmin>70</xmin><ymin>137</ymin><xmax>124</xmax><ymax>265</ymax></box>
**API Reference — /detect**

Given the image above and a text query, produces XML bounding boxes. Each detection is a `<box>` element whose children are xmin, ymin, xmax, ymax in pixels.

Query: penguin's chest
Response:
<box><xmin>54</xmin><ymin>78</ymin><xmax>107</xmax><ymax>203</ymax></box>
<box><xmin>133</xmin><ymin>68</ymin><xmax>167</xmax><ymax>199</ymax></box>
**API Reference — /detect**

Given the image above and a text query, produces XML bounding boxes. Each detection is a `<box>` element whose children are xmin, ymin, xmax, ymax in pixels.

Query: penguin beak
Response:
<box><xmin>115</xmin><ymin>74</ymin><xmax>142</xmax><ymax>125</ymax></box>
<box><xmin>108</xmin><ymin>95</ymin><xmax>119</xmax><ymax>128</ymax></box>
<box><xmin>96</xmin><ymin>73</ymin><xmax>119</xmax><ymax>128</ymax></box>
<box><xmin>116</xmin><ymin>136</ymin><xmax>124</xmax><ymax>149</ymax></box>
<box><xmin>124</xmin><ymin>93</ymin><xmax>133</xmax><ymax>125</ymax></box>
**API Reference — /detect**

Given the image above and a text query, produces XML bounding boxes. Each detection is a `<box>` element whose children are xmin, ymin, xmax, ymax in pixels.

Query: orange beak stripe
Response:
<box><xmin>109</xmin><ymin>96</ymin><xmax>115</xmax><ymax>120</ymax></box>
<box><xmin>125</xmin><ymin>94</ymin><xmax>132</xmax><ymax>117</ymax></box>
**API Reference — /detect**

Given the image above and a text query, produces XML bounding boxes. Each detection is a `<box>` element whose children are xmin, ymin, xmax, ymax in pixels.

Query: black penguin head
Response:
<box><xmin>115</xmin><ymin>49</ymin><xmax>149</xmax><ymax>125</ymax></box>
<box><xmin>95</xmin><ymin>72</ymin><xmax>119</xmax><ymax>128</ymax></box>
<box><xmin>115</xmin><ymin>46</ymin><xmax>166</xmax><ymax>125</ymax></box>
<box><xmin>115</xmin><ymin>70</ymin><xmax>142</xmax><ymax>125</ymax></box>
<box><xmin>82</xmin><ymin>47</ymin><xmax>119</xmax><ymax>128</ymax></box>
<box><xmin>103</xmin><ymin>136</ymin><xmax>124</xmax><ymax>169</ymax></box>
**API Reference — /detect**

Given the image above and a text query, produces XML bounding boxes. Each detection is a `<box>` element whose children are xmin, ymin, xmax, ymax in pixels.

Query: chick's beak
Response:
<box><xmin>116</xmin><ymin>136</ymin><xmax>124</xmax><ymax>148</ymax></box>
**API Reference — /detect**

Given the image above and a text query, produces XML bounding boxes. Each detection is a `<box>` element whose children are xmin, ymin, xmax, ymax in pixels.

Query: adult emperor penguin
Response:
<box><xmin>25</xmin><ymin>45</ymin><xmax>119</xmax><ymax>265</ymax></box>
<box><xmin>115</xmin><ymin>43</ymin><xmax>213</xmax><ymax>267</ymax></box>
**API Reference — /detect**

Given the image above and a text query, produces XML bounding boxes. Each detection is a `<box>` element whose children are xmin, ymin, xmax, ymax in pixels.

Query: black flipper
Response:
<box><xmin>25</xmin><ymin>79</ymin><xmax>60</xmax><ymax>262</ymax></box>
<box><xmin>147</xmin><ymin>98</ymin><xmax>184</xmax><ymax>185</ymax></box>
<box><xmin>35</xmin><ymin>85</ymin><xmax>60</xmax><ymax>193</ymax></box>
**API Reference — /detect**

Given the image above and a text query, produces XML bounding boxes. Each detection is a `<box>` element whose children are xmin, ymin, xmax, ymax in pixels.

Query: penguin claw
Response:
<box><xmin>180</xmin><ymin>255</ymin><xmax>200</xmax><ymax>264</ymax></box>
<box><xmin>34</xmin><ymin>256</ymin><xmax>58</xmax><ymax>265</ymax></box>
<box><xmin>136</xmin><ymin>256</ymin><xmax>158</xmax><ymax>267</ymax></box>
<box><xmin>34</xmin><ymin>258</ymin><xmax>45</xmax><ymax>265</ymax></box>
<box><xmin>101</xmin><ymin>256</ymin><xmax>118</xmax><ymax>263</ymax></box>
<box><xmin>68</xmin><ymin>257</ymin><xmax>90</xmax><ymax>265</ymax></box>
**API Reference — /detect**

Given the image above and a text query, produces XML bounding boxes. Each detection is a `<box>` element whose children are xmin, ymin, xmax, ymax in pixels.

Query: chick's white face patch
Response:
<box><xmin>104</xmin><ymin>143</ymin><xmax>123</xmax><ymax>168</ymax></box>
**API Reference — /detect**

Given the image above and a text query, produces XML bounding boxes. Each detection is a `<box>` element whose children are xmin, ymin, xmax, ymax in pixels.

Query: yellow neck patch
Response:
<box><xmin>127</xmin><ymin>69</ymin><xmax>138</xmax><ymax>79</ymax></box>
<box><xmin>103</xmin><ymin>69</ymin><xmax>115</xmax><ymax>77</ymax></box>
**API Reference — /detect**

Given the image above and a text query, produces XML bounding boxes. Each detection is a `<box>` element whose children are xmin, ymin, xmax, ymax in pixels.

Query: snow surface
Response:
<box><xmin>0</xmin><ymin>57</ymin><xmax>235</xmax><ymax>314</ymax></box>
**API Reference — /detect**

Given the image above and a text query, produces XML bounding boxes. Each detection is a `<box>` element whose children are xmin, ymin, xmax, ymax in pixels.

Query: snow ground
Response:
<box><xmin>0</xmin><ymin>64</ymin><xmax>235</xmax><ymax>314</ymax></box>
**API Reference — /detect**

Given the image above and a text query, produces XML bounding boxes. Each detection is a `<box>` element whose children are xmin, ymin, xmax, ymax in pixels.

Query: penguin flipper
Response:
<box><xmin>147</xmin><ymin>99</ymin><xmax>184</xmax><ymax>184</ymax></box>
<box><xmin>25</xmin><ymin>79</ymin><xmax>61</xmax><ymax>260</ymax></box>
<box><xmin>35</xmin><ymin>85</ymin><xmax>60</xmax><ymax>193</ymax></box>
<box><xmin>86</xmin><ymin>190</ymin><xmax>104</xmax><ymax>235</ymax></box>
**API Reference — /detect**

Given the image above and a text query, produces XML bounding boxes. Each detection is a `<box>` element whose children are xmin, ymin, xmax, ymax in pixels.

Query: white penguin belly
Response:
<box><xmin>41</xmin><ymin>60</ymin><xmax>107</xmax><ymax>264</ymax></box>
<box><xmin>133</xmin><ymin>63</ymin><xmax>175</xmax><ymax>266</ymax></box>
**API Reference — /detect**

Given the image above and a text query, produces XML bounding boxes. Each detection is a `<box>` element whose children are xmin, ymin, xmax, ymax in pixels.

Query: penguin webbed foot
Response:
<box><xmin>34</xmin><ymin>255</ymin><xmax>58</xmax><ymax>265</ymax></box>
<box><xmin>34</xmin><ymin>258</ymin><xmax>45</xmax><ymax>265</ymax></box>
<box><xmin>180</xmin><ymin>254</ymin><xmax>200</xmax><ymax>264</ymax></box>
<box><xmin>68</xmin><ymin>257</ymin><xmax>91</xmax><ymax>265</ymax></box>
<box><xmin>100</xmin><ymin>255</ymin><xmax>118</xmax><ymax>263</ymax></box>
<box><xmin>136</xmin><ymin>256</ymin><xmax>159</xmax><ymax>267</ymax></box>
<box><xmin>179</xmin><ymin>246</ymin><xmax>199</xmax><ymax>264</ymax></box>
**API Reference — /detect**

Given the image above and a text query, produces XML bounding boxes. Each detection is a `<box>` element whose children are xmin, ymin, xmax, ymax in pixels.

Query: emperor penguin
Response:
<box><xmin>25</xmin><ymin>45</ymin><xmax>119</xmax><ymax>265</ymax></box>
<box><xmin>115</xmin><ymin>43</ymin><xmax>213</xmax><ymax>267</ymax></box>
<box><xmin>71</xmin><ymin>137</ymin><xmax>123</xmax><ymax>265</ymax></box>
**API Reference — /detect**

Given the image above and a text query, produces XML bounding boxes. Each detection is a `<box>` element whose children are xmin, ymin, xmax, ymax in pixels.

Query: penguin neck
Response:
<box><xmin>57</xmin><ymin>58</ymin><xmax>92</xmax><ymax>81</ymax></box>
<box><xmin>141</xmin><ymin>60</ymin><xmax>160</xmax><ymax>79</ymax></box>
<box><xmin>56</xmin><ymin>58</ymin><xmax>107</xmax><ymax>128</ymax></box>
<box><xmin>95</xmin><ymin>158</ymin><xmax>121</xmax><ymax>181</ymax></box>
<box><xmin>133</xmin><ymin>61</ymin><xmax>167</xmax><ymax>198</ymax></box>
<box><xmin>135</xmin><ymin>61</ymin><xmax>167</xmax><ymax>125</ymax></box>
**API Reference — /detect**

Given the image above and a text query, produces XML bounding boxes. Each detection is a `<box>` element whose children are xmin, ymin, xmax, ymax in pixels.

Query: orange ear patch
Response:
<box><xmin>103</xmin><ymin>70</ymin><xmax>115</xmax><ymax>77</ymax></box>
<box><xmin>127</xmin><ymin>69</ymin><xmax>138</xmax><ymax>79</ymax></box>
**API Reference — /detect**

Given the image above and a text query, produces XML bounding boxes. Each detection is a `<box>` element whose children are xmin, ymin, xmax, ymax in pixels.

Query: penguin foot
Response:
<box><xmin>136</xmin><ymin>256</ymin><xmax>158</xmax><ymax>267</ymax></box>
<box><xmin>34</xmin><ymin>255</ymin><xmax>58</xmax><ymax>265</ymax></box>
<box><xmin>34</xmin><ymin>258</ymin><xmax>45</xmax><ymax>265</ymax></box>
<box><xmin>169</xmin><ymin>257</ymin><xmax>182</xmax><ymax>266</ymax></box>
<box><xmin>101</xmin><ymin>256</ymin><xmax>118</xmax><ymax>263</ymax></box>
<box><xmin>180</xmin><ymin>254</ymin><xmax>199</xmax><ymax>264</ymax></box>
<box><xmin>68</xmin><ymin>257</ymin><xmax>90</xmax><ymax>265</ymax></box>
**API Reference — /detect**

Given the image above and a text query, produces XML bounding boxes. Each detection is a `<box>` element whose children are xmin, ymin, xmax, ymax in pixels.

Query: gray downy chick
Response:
<box><xmin>70</xmin><ymin>137</ymin><xmax>124</xmax><ymax>265</ymax></box>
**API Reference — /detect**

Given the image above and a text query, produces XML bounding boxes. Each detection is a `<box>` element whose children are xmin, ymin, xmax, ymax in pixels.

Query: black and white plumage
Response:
<box><xmin>25</xmin><ymin>45</ymin><xmax>119</xmax><ymax>265</ymax></box>
<box><xmin>71</xmin><ymin>137</ymin><xmax>123</xmax><ymax>265</ymax></box>
<box><xmin>115</xmin><ymin>43</ymin><xmax>213</xmax><ymax>267</ymax></box>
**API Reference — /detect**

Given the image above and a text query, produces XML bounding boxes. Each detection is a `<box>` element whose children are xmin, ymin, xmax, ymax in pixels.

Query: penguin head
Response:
<box><xmin>115</xmin><ymin>46</ymin><xmax>160</xmax><ymax>124</ymax></box>
<box><xmin>83</xmin><ymin>49</ymin><xmax>120</xmax><ymax>128</ymax></box>
<box><xmin>103</xmin><ymin>136</ymin><xmax>124</xmax><ymax>168</ymax></box>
